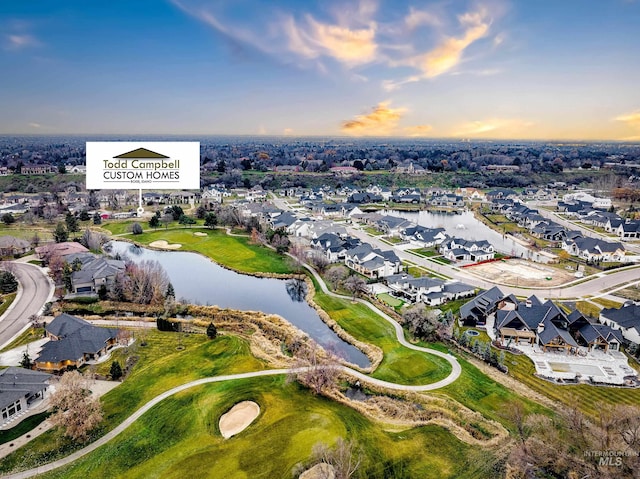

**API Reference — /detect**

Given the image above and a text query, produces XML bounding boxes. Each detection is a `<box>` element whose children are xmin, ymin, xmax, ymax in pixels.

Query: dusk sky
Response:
<box><xmin>1</xmin><ymin>0</ymin><xmax>639</xmax><ymax>140</ymax></box>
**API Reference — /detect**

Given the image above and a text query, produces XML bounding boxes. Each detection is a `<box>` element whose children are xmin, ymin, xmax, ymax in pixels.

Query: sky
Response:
<box><xmin>1</xmin><ymin>0</ymin><xmax>639</xmax><ymax>140</ymax></box>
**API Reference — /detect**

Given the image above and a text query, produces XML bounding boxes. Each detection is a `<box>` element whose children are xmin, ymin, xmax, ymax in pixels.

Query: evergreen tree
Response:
<box><xmin>20</xmin><ymin>350</ymin><xmax>32</xmax><ymax>369</ymax></box>
<box><xmin>0</xmin><ymin>271</ymin><xmax>18</xmax><ymax>293</ymax></box>
<box><xmin>149</xmin><ymin>215</ymin><xmax>160</xmax><ymax>229</ymax></box>
<box><xmin>53</xmin><ymin>222</ymin><xmax>69</xmax><ymax>243</ymax></box>
<box><xmin>110</xmin><ymin>360</ymin><xmax>123</xmax><ymax>380</ymax></box>
<box><xmin>92</xmin><ymin>212</ymin><xmax>102</xmax><ymax>225</ymax></box>
<box><xmin>206</xmin><ymin>322</ymin><xmax>217</xmax><ymax>339</ymax></box>
<box><xmin>204</xmin><ymin>212</ymin><xmax>217</xmax><ymax>229</ymax></box>
<box><xmin>65</xmin><ymin>212</ymin><xmax>79</xmax><ymax>234</ymax></box>
<box><xmin>166</xmin><ymin>282</ymin><xmax>175</xmax><ymax>299</ymax></box>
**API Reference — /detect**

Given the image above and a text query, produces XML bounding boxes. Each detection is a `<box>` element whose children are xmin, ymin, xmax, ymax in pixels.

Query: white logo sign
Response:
<box><xmin>86</xmin><ymin>142</ymin><xmax>200</xmax><ymax>190</ymax></box>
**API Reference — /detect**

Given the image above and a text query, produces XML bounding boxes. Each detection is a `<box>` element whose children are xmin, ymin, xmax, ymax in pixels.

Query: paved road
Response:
<box><xmin>0</xmin><ymin>263</ymin><xmax>53</xmax><ymax>349</ymax></box>
<box><xmin>346</xmin><ymin>224</ymin><xmax>640</xmax><ymax>300</ymax></box>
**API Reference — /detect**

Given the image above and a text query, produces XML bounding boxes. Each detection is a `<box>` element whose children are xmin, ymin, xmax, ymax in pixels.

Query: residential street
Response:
<box><xmin>0</xmin><ymin>263</ymin><xmax>53</xmax><ymax>349</ymax></box>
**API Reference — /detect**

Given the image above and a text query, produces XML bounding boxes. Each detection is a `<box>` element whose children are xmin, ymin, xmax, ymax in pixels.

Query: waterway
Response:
<box><xmin>106</xmin><ymin>241</ymin><xmax>370</xmax><ymax>367</ymax></box>
<box><xmin>384</xmin><ymin>209</ymin><xmax>552</xmax><ymax>263</ymax></box>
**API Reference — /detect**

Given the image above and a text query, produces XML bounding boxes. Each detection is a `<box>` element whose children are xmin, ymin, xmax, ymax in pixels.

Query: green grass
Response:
<box><xmin>505</xmin><ymin>351</ymin><xmax>640</xmax><ymax>417</ymax></box>
<box><xmin>37</xmin><ymin>378</ymin><xmax>499</xmax><ymax>479</ymax></box>
<box><xmin>408</xmin><ymin>248</ymin><xmax>441</xmax><ymax>258</ymax></box>
<box><xmin>592</xmin><ymin>297</ymin><xmax>622</xmax><ymax>309</ymax></box>
<box><xmin>115</xmin><ymin>228</ymin><xmax>294</xmax><ymax>274</ymax></box>
<box><xmin>363</xmin><ymin>226</ymin><xmax>384</xmax><ymax>236</ymax></box>
<box><xmin>575</xmin><ymin>301</ymin><xmax>601</xmax><ymax>318</ymax></box>
<box><xmin>377</xmin><ymin>293</ymin><xmax>404</xmax><ymax>308</ymax></box>
<box><xmin>0</xmin><ymin>412</ymin><xmax>50</xmax><ymax>446</ymax></box>
<box><xmin>440</xmin><ymin>356</ymin><xmax>549</xmax><ymax>429</ymax></box>
<box><xmin>0</xmin><ymin>326</ymin><xmax>43</xmax><ymax>353</ymax></box>
<box><xmin>0</xmin><ymin>292</ymin><xmax>17</xmax><ymax>320</ymax></box>
<box><xmin>0</xmin><ymin>331</ymin><xmax>268</xmax><ymax>473</ymax></box>
<box><xmin>0</xmin><ymin>225</ymin><xmax>53</xmax><ymax>242</ymax></box>
<box><xmin>312</xmin><ymin>288</ymin><xmax>452</xmax><ymax>386</ymax></box>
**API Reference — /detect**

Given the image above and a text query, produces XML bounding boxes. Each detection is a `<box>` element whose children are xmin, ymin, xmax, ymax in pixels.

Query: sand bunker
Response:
<box><xmin>149</xmin><ymin>240</ymin><xmax>182</xmax><ymax>250</ymax></box>
<box><xmin>219</xmin><ymin>401</ymin><xmax>260</xmax><ymax>439</ymax></box>
<box><xmin>300</xmin><ymin>464</ymin><xmax>335</xmax><ymax>479</ymax></box>
<box><xmin>194</xmin><ymin>232</ymin><xmax>207</xmax><ymax>237</ymax></box>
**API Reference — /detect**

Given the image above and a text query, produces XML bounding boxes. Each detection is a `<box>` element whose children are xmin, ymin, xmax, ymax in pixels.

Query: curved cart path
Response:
<box><xmin>1</xmin><ymin>247</ymin><xmax>461</xmax><ymax>478</ymax></box>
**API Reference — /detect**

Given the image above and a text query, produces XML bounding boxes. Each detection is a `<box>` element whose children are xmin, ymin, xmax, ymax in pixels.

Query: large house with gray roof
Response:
<box><xmin>0</xmin><ymin>367</ymin><xmax>51</xmax><ymax>426</ymax></box>
<box><xmin>65</xmin><ymin>253</ymin><xmax>125</xmax><ymax>295</ymax></box>
<box><xmin>600</xmin><ymin>302</ymin><xmax>640</xmax><ymax>345</ymax></box>
<box><xmin>35</xmin><ymin>314</ymin><xmax>118</xmax><ymax>372</ymax></box>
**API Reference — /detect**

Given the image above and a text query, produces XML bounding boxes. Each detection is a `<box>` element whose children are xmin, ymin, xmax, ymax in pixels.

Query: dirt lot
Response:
<box><xmin>466</xmin><ymin>259</ymin><xmax>575</xmax><ymax>287</ymax></box>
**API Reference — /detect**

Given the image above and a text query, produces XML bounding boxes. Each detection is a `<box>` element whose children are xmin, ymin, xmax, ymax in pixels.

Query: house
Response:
<box><xmin>616</xmin><ymin>220</ymin><xmax>640</xmax><ymax>239</ymax></box>
<box><xmin>0</xmin><ymin>367</ymin><xmax>51</xmax><ymax>426</ymax></box>
<box><xmin>561</xmin><ymin>237</ymin><xmax>626</xmax><ymax>262</ymax></box>
<box><xmin>375</xmin><ymin>215</ymin><xmax>413</xmax><ymax>237</ymax></box>
<box><xmin>0</xmin><ymin>235</ymin><xmax>31</xmax><ymax>257</ymax></box>
<box><xmin>494</xmin><ymin>296</ymin><xmax>624</xmax><ymax>353</ymax></box>
<box><xmin>401</xmin><ymin>225</ymin><xmax>447</xmax><ymax>247</ymax></box>
<box><xmin>35</xmin><ymin>314</ymin><xmax>119</xmax><ymax>372</ymax></box>
<box><xmin>459</xmin><ymin>287</ymin><xmax>513</xmax><ymax>326</ymax></box>
<box><xmin>344</xmin><ymin>244</ymin><xmax>402</xmax><ymax>278</ymax></box>
<box><xmin>20</xmin><ymin>164</ymin><xmax>56</xmax><ymax>175</ymax></box>
<box><xmin>35</xmin><ymin>242</ymin><xmax>90</xmax><ymax>260</ymax></box>
<box><xmin>440</xmin><ymin>238</ymin><xmax>495</xmax><ymax>262</ymax></box>
<box><xmin>600</xmin><ymin>303</ymin><xmax>640</xmax><ymax>345</ymax></box>
<box><xmin>385</xmin><ymin>273</ymin><xmax>444</xmax><ymax>302</ymax></box>
<box><xmin>65</xmin><ymin>253</ymin><xmax>126</xmax><ymax>295</ymax></box>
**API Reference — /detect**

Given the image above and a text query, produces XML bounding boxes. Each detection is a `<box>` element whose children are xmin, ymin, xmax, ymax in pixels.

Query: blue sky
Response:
<box><xmin>1</xmin><ymin>0</ymin><xmax>639</xmax><ymax>139</ymax></box>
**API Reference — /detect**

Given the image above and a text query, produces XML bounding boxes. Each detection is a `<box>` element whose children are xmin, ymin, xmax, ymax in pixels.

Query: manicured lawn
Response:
<box><xmin>505</xmin><ymin>351</ymin><xmax>640</xmax><ymax>417</ymax></box>
<box><xmin>377</xmin><ymin>293</ymin><xmax>404</xmax><ymax>308</ymax></box>
<box><xmin>0</xmin><ymin>412</ymin><xmax>49</xmax><ymax>446</ymax></box>
<box><xmin>312</xmin><ymin>289</ymin><xmax>452</xmax><ymax>385</ymax></box>
<box><xmin>37</xmin><ymin>377</ymin><xmax>499</xmax><ymax>479</ymax></box>
<box><xmin>0</xmin><ymin>331</ymin><xmax>267</xmax><ymax>473</ymax></box>
<box><xmin>0</xmin><ymin>325</ymin><xmax>43</xmax><ymax>353</ymax></box>
<box><xmin>575</xmin><ymin>301</ymin><xmax>601</xmax><ymax>318</ymax></box>
<box><xmin>0</xmin><ymin>292</ymin><xmax>17</xmax><ymax>320</ymax></box>
<box><xmin>115</xmin><ymin>228</ymin><xmax>294</xmax><ymax>274</ymax></box>
<box><xmin>440</xmin><ymin>356</ymin><xmax>549</xmax><ymax>428</ymax></box>
<box><xmin>0</xmin><ymin>226</ymin><xmax>53</xmax><ymax>243</ymax></box>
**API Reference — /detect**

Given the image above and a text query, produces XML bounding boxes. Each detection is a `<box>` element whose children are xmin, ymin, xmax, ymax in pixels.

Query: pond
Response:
<box><xmin>106</xmin><ymin>241</ymin><xmax>370</xmax><ymax>367</ymax></box>
<box><xmin>384</xmin><ymin>209</ymin><xmax>551</xmax><ymax>263</ymax></box>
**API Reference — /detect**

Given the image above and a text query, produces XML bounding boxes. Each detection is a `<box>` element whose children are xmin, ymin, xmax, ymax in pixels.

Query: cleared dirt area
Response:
<box><xmin>466</xmin><ymin>259</ymin><xmax>575</xmax><ymax>287</ymax></box>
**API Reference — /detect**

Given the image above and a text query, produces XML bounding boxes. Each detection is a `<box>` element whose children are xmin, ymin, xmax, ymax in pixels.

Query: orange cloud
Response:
<box><xmin>404</xmin><ymin>125</ymin><xmax>434</xmax><ymax>136</ymax></box>
<box><xmin>615</xmin><ymin>111</ymin><xmax>640</xmax><ymax>129</ymax></box>
<box><xmin>416</xmin><ymin>10</ymin><xmax>491</xmax><ymax>78</ymax></box>
<box><xmin>453</xmin><ymin>118</ymin><xmax>533</xmax><ymax>137</ymax></box>
<box><xmin>342</xmin><ymin>102</ymin><xmax>406</xmax><ymax>135</ymax></box>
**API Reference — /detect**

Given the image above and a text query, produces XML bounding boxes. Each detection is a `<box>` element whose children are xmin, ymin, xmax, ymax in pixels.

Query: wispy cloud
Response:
<box><xmin>405</xmin><ymin>7</ymin><xmax>442</xmax><ymax>30</ymax></box>
<box><xmin>615</xmin><ymin>111</ymin><xmax>640</xmax><ymax>140</ymax></box>
<box><xmin>404</xmin><ymin>124</ymin><xmax>433</xmax><ymax>136</ymax></box>
<box><xmin>452</xmin><ymin>118</ymin><xmax>533</xmax><ymax>137</ymax></box>
<box><xmin>283</xmin><ymin>14</ymin><xmax>378</xmax><ymax>66</ymax></box>
<box><xmin>5</xmin><ymin>33</ymin><xmax>40</xmax><ymax>50</ymax></box>
<box><xmin>341</xmin><ymin>102</ymin><xmax>433</xmax><ymax>136</ymax></box>
<box><xmin>28</xmin><ymin>122</ymin><xmax>42</xmax><ymax>128</ymax></box>
<box><xmin>342</xmin><ymin>102</ymin><xmax>406</xmax><ymax>135</ymax></box>
<box><xmin>172</xmin><ymin>0</ymin><xmax>503</xmax><ymax>87</ymax></box>
<box><xmin>404</xmin><ymin>9</ymin><xmax>491</xmax><ymax>79</ymax></box>
<box><xmin>615</xmin><ymin>111</ymin><xmax>640</xmax><ymax>128</ymax></box>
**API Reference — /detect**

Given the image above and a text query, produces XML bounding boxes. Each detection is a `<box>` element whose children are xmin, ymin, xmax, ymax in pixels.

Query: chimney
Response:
<box><xmin>537</xmin><ymin>321</ymin><xmax>545</xmax><ymax>334</ymax></box>
<box><xmin>525</xmin><ymin>299</ymin><xmax>532</xmax><ymax>308</ymax></box>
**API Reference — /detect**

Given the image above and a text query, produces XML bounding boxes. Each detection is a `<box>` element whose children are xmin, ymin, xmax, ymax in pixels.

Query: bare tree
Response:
<box><xmin>308</xmin><ymin>252</ymin><xmax>329</xmax><ymax>273</ymax></box>
<box><xmin>291</xmin><ymin>341</ymin><xmax>339</xmax><ymax>395</ymax></box>
<box><xmin>49</xmin><ymin>371</ymin><xmax>103</xmax><ymax>441</ymax></box>
<box><xmin>400</xmin><ymin>304</ymin><xmax>444</xmax><ymax>341</ymax></box>
<box><xmin>343</xmin><ymin>274</ymin><xmax>367</xmax><ymax>301</ymax></box>
<box><xmin>325</xmin><ymin>266</ymin><xmax>347</xmax><ymax>290</ymax></box>
<box><xmin>312</xmin><ymin>437</ymin><xmax>362</xmax><ymax>479</ymax></box>
<box><xmin>80</xmin><ymin>228</ymin><xmax>107</xmax><ymax>251</ymax></box>
<box><xmin>124</xmin><ymin>260</ymin><xmax>169</xmax><ymax>305</ymax></box>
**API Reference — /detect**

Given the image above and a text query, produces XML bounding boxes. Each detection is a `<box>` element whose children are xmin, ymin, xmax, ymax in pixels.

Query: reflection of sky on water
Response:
<box><xmin>107</xmin><ymin>241</ymin><xmax>369</xmax><ymax>366</ymax></box>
